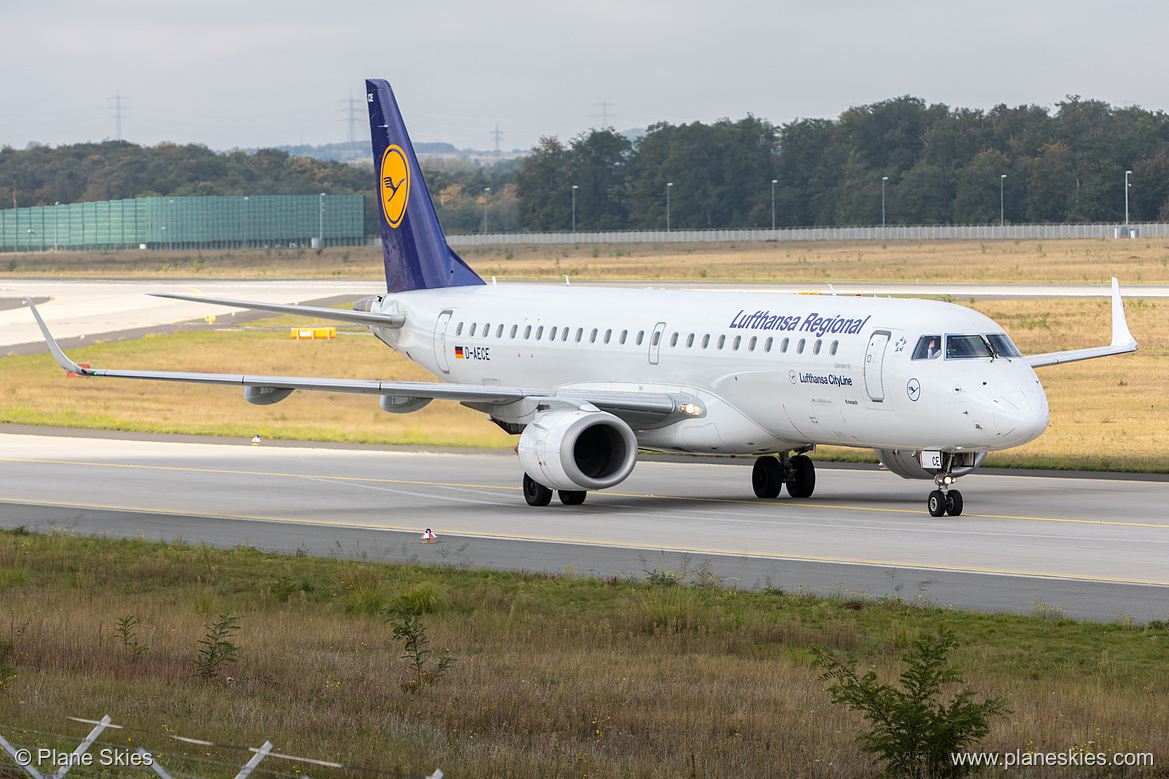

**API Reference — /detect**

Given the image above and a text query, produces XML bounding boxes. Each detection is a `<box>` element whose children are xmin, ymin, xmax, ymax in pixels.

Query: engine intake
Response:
<box><xmin>518</xmin><ymin>409</ymin><xmax>638</xmax><ymax>491</ymax></box>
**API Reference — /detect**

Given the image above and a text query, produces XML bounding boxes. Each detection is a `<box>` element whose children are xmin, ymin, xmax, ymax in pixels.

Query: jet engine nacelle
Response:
<box><xmin>518</xmin><ymin>409</ymin><xmax>638</xmax><ymax>491</ymax></box>
<box><xmin>875</xmin><ymin>449</ymin><xmax>987</xmax><ymax>480</ymax></box>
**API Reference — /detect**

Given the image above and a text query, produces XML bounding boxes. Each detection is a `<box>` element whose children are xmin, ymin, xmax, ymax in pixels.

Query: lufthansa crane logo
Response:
<box><xmin>379</xmin><ymin>145</ymin><xmax>410</xmax><ymax>228</ymax></box>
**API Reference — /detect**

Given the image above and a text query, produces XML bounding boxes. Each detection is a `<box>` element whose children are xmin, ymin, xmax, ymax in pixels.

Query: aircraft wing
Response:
<box><xmin>149</xmin><ymin>292</ymin><xmax>405</xmax><ymax>328</ymax></box>
<box><xmin>24</xmin><ymin>298</ymin><xmax>680</xmax><ymax>418</ymax></box>
<box><xmin>1026</xmin><ymin>278</ymin><xmax>1139</xmax><ymax>368</ymax></box>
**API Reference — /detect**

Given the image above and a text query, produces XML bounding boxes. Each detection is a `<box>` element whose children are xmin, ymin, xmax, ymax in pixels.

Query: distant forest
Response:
<box><xmin>5</xmin><ymin>95</ymin><xmax>1169</xmax><ymax>234</ymax></box>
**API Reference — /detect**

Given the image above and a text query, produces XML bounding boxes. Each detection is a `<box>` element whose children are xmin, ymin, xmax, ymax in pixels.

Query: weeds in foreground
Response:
<box><xmin>113</xmin><ymin>613</ymin><xmax>148</xmax><ymax>659</ymax></box>
<box><xmin>0</xmin><ymin>636</ymin><xmax>15</xmax><ymax>693</ymax></box>
<box><xmin>385</xmin><ymin>607</ymin><xmax>455</xmax><ymax>692</ymax></box>
<box><xmin>813</xmin><ymin>626</ymin><xmax>1009</xmax><ymax>779</ymax></box>
<box><xmin>193</xmin><ymin>613</ymin><xmax>241</xmax><ymax>681</ymax></box>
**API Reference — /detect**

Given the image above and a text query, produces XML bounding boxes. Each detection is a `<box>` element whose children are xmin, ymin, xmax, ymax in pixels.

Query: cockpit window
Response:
<box><xmin>986</xmin><ymin>333</ymin><xmax>1022</xmax><ymax>358</ymax></box>
<box><xmin>946</xmin><ymin>334</ymin><xmax>994</xmax><ymax>359</ymax></box>
<box><xmin>912</xmin><ymin>335</ymin><xmax>943</xmax><ymax>360</ymax></box>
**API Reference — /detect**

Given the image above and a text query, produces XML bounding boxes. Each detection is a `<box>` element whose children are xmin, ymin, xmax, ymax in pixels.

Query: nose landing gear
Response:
<box><xmin>927</xmin><ymin>453</ymin><xmax>964</xmax><ymax>517</ymax></box>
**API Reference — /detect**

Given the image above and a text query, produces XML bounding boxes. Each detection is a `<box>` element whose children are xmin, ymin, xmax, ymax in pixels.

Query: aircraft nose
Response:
<box><xmin>992</xmin><ymin>389</ymin><xmax>1049</xmax><ymax>445</ymax></box>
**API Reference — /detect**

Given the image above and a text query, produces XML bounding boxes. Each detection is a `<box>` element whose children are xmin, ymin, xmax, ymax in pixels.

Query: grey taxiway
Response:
<box><xmin>2</xmin><ymin>427</ymin><xmax>1166</xmax><ymax>622</ymax></box>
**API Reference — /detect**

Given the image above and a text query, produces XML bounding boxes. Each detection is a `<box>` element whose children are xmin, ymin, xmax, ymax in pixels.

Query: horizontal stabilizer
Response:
<box><xmin>150</xmin><ymin>293</ymin><xmax>405</xmax><ymax>327</ymax></box>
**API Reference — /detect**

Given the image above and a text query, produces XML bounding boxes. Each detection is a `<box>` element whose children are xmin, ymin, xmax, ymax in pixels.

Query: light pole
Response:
<box><xmin>572</xmin><ymin>185</ymin><xmax>578</xmax><ymax>235</ymax></box>
<box><xmin>318</xmin><ymin>192</ymin><xmax>326</xmax><ymax>249</ymax></box>
<box><xmin>1000</xmin><ymin>174</ymin><xmax>1007</xmax><ymax>234</ymax></box>
<box><xmin>1125</xmin><ymin>170</ymin><xmax>1132</xmax><ymax>235</ymax></box>
<box><xmin>666</xmin><ymin>182</ymin><xmax>673</xmax><ymax>232</ymax></box>
<box><xmin>771</xmin><ymin>179</ymin><xmax>778</xmax><ymax>231</ymax></box>
<box><xmin>482</xmin><ymin>187</ymin><xmax>490</xmax><ymax>234</ymax></box>
<box><xmin>53</xmin><ymin>202</ymin><xmax>59</xmax><ymax>252</ymax></box>
<box><xmin>881</xmin><ymin>176</ymin><xmax>889</xmax><ymax>228</ymax></box>
<box><xmin>243</xmin><ymin>196</ymin><xmax>249</xmax><ymax>249</ymax></box>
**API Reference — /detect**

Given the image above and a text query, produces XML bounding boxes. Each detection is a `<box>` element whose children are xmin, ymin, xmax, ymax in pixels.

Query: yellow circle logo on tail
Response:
<box><xmin>379</xmin><ymin>145</ymin><xmax>410</xmax><ymax>228</ymax></box>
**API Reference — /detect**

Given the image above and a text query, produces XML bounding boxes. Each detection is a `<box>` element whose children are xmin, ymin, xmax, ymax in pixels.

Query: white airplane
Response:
<box><xmin>26</xmin><ymin>79</ymin><xmax>1139</xmax><ymax>517</ymax></box>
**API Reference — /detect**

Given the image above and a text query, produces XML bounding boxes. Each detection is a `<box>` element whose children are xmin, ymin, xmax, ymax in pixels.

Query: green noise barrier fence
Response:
<box><xmin>0</xmin><ymin>195</ymin><xmax>365</xmax><ymax>251</ymax></box>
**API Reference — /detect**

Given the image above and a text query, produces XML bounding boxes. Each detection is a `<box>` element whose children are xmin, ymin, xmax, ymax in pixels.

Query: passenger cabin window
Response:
<box><xmin>912</xmin><ymin>335</ymin><xmax>943</xmax><ymax>360</ymax></box>
<box><xmin>813</xmin><ymin>339</ymin><xmax>822</xmax><ymax>355</ymax></box>
<box><xmin>590</xmin><ymin>328</ymin><xmax>598</xmax><ymax>343</ymax></box>
<box><xmin>510</xmin><ymin>325</ymin><xmax>518</xmax><ymax>339</ymax></box>
<box><xmin>946</xmin><ymin>334</ymin><xmax>994</xmax><ymax>359</ymax></box>
<box><xmin>781</xmin><ymin>337</ymin><xmax>789</xmax><ymax>353</ymax></box>
<box><xmin>651</xmin><ymin>330</ymin><xmax>661</xmax><ymax>347</ymax></box>
<box><xmin>524</xmin><ymin>325</ymin><xmax>532</xmax><ymax>339</ymax></box>
<box><xmin>456</xmin><ymin>322</ymin><xmax>464</xmax><ymax>336</ymax></box>
<box><xmin>620</xmin><ymin>329</ymin><xmax>628</xmax><ymax>344</ymax></box>
<box><xmin>496</xmin><ymin>324</ymin><xmax>504</xmax><ymax>338</ymax></box>
<box><xmin>469</xmin><ymin>323</ymin><xmax>476</xmax><ymax>336</ymax></box>
<box><xmin>830</xmin><ymin>340</ymin><xmax>839</xmax><ymax>355</ymax></box>
<box><xmin>636</xmin><ymin>331</ymin><xmax>645</xmax><ymax>345</ymax></box>
<box><xmin>702</xmin><ymin>334</ymin><xmax>710</xmax><ymax>349</ymax></box>
<box><xmin>748</xmin><ymin>336</ymin><xmax>757</xmax><ymax>351</ymax></box>
<box><xmin>670</xmin><ymin>332</ymin><xmax>678</xmax><ymax>347</ymax></box>
<box><xmin>732</xmin><ymin>335</ymin><xmax>741</xmax><ymax>350</ymax></box>
<box><xmin>604</xmin><ymin>329</ymin><xmax>612</xmax><ymax>344</ymax></box>
<box><xmin>562</xmin><ymin>328</ymin><xmax>570</xmax><ymax>342</ymax></box>
<box><xmin>686</xmin><ymin>333</ymin><xmax>695</xmax><ymax>348</ymax></box>
<box><xmin>575</xmin><ymin>327</ymin><xmax>583</xmax><ymax>342</ymax></box>
<box><xmin>717</xmin><ymin>334</ymin><xmax>726</xmax><ymax>349</ymax></box>
<box><xmin>535</xmin><ymin>325</ymin><xmax>543</xmax><ymax>340</ymax></box>
<box><xmin>549</xmin><ymin>326</ymin><xmax>558</xmax><ymax>340</ymax></box>
<box><xmin>764</xmin><ymin>337</ymin><xmax>773</xmax><ymax>352</ymax></box>
<box><xmin>796</xmin><ymin>338</ymin><xmax>806</xmax><ymax>354</ymax></box>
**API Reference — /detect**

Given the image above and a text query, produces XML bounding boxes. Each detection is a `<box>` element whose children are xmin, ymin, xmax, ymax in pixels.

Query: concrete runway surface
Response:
<box><xmin>2</xmin><ymin>428</ymin><xmax>1166</xmax><ymax>622</ymax></box>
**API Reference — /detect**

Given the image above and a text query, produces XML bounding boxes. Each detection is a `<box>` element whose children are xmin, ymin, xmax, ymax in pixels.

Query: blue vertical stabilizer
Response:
<box><xmin>366</xmin><ymin>79</ymin><xmax>484</xmax><ymax>293</ymax></box>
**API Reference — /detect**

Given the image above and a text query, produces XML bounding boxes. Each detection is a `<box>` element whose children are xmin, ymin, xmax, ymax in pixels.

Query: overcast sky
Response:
<box><xmin>3</xmin><ymin>0</ymin><xmax>1165</xmax><ymax>153</ymax></box>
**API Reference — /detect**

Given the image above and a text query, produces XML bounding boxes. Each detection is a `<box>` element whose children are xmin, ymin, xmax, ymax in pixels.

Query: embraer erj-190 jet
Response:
<box><xmin>26</xmin><ymin>79</ymin><xmax>1140</xmax><ymax>517</ymax></box>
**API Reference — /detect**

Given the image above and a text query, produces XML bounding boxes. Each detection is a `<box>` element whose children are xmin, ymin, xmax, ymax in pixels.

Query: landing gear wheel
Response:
<box><xmin>927</xmin><ymin>490</ymin><xmax>946</xmax><ymax>517</ymax></box>
<box><xmin>786</xmin><ymin>454</ymin><xmax>816</xmax><ymax>499</ymax></box>
<box><xmin>559</xmin><ymin>490</ymin><xmax>587</xmax><ymax>506</ymax></box>
<box><xmin>523</xmin><ymin>473</ymin><xmax>553</xmax><ymax>506</ymax></box>
<box><xmin>752</xmin><ymin>456</ymin><xmax>783</xmax><ymax>499</ymax></box>
<box><xmin>945</xmin><ymin>490</ymin><xmax>963</xmax><ymax>517</ymax></box>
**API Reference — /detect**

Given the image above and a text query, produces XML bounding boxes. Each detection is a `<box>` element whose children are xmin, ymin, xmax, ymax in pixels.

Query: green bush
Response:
<box><xmin>813</xmin><ymin>626</ymin><xmax>1008</xmax><ymax>778</ymax></box>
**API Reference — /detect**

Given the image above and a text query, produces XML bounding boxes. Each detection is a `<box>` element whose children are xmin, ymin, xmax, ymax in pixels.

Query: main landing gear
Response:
<box><xmin>752</xmin><ymin>450</ymin><xmax>816</xmax><ymax>500</ymax></box>
<box><xmin>522</xmin><ymin>473</ymin><xmax>587</xmax><ymax>507</ymax></box>
<box><xmin>926</xmin><ymin>454</ymin><xmax>963</xmax><ymax>517</ymax></box>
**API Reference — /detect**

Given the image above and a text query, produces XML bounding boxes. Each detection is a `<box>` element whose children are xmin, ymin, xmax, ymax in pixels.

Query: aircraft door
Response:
<box><xmin>648</xmin><ymin>321</ymin><xmax>666</xmax><ymax>365</ymax></box>
<box><xmin>434</xmin><ymin>310</ymin><xmax>453</xmax><ymax>374</ymax></box>
<box><xmin>864</xmin><ymin>330</ymin><xmax>891</xmax><ymax>402</ymax></box>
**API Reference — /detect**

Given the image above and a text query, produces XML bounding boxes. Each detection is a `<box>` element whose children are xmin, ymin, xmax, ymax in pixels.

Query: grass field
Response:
<box><xmin>2</xmin><ymin>295</ymin><xmax>1164</xmax><ymax>471</ymax></box>
<box><xmin>0</xmin><ymin>528</ymin><xmax>1165</xmax><ymax>778</ymax></box>
<box><xmin>5</xmin><ymin>236</ymin><xmax>1169</xmax><ymax>285</ymax></box>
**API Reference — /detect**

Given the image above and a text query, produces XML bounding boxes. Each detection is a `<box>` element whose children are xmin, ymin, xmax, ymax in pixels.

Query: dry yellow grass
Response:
<box><xmin>6</xmin><ymin>236</ymin><xmax>1169</xmax><ymax>284</ymax></box>
<box><xmin>1</xmin><ymin>532</ymin><xmax>1166</xmax><ymax>778</ymax></box>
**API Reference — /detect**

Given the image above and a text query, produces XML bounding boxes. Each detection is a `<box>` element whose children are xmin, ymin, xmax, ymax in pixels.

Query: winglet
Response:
<box><xmin>23</xmin><ymin>298</ymin><xmax>90</xmax><ymax>375</ymax></box>
<box><xmin>1110</xmin><ymin>277</ymin><xmax>1138</xmax><ymax>351</ymax></box>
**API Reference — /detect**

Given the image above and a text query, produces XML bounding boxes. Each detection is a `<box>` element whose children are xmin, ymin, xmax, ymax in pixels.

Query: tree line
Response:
<box><xmin>6</xmin><ymin>94</ymin><xmax>1169</xmax><ymax>234</ymax></box>
<box><xmin>516</xmin><ymin>95</ymin><xmax>1169</xmax><ymax>231</ymax></box>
